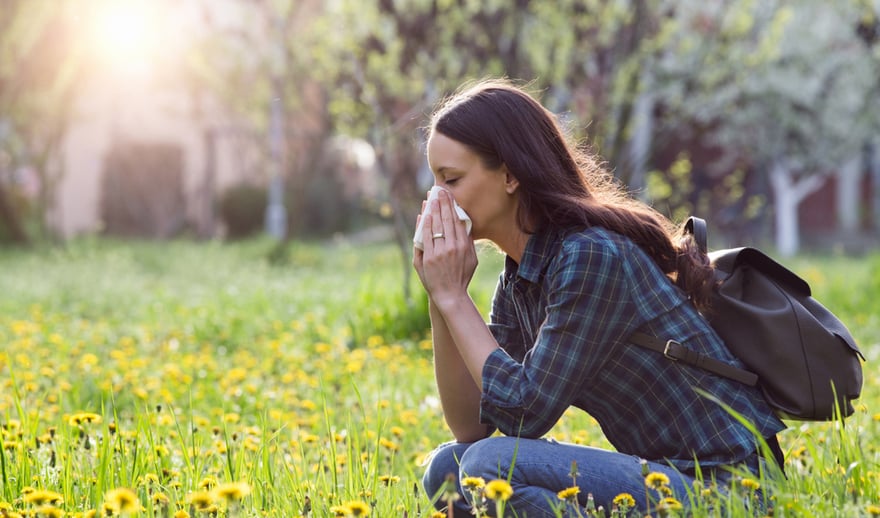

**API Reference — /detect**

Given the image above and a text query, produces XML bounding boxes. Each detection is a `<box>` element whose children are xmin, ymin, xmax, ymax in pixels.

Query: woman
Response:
<box><xmin>414</xmin><ymin>79</ymin><xmax>785</xmax><ymax>517</ymax></box>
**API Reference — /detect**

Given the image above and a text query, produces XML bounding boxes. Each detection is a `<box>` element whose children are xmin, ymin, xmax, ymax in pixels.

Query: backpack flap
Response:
<box><xmin>707</xmin><ymin>247</ymin><xmax>864</xmax><ymax>420</ymax></box>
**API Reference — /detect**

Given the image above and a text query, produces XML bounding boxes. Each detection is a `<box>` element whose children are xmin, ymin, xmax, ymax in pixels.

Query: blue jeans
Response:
<box><xmin>422</xmin><ymin>436</ymin><xmax>762</xmax><ymax>517</ymax></box>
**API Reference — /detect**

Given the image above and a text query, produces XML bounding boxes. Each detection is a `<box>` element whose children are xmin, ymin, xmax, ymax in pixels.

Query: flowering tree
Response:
<box><xmin>651</xmin><ymin>0</ymin><xmax>880</xmax><ymax>255</ymax></box>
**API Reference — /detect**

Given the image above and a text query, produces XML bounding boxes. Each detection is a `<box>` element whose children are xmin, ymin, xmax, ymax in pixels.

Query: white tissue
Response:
<box><xmin>413</xmin><ymin>186</ymin><xmax>472</xmax><ymax>250</ymax></box>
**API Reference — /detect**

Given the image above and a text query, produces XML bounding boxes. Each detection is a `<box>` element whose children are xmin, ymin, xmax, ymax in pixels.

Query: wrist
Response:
<box><xmin>431</xmin><ymin>292</ymin><xmax>473</xmax><ymax>315</ymax></box>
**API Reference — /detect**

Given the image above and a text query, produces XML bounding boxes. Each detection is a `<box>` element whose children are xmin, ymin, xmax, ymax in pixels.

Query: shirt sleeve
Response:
<box><xmin>479</xmin><ymin>238</ymin><xmax>640</xmax><ymax>437</ymax></box>
<box><xmin>487</xmin><ymin>273</ymin><xmax>527</xmax><ymax>362</ymax></box>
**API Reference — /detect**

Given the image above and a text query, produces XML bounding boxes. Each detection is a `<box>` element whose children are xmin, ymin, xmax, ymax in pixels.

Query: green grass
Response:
<box><xmin>0</xmin><ymin>237</ymin><xmax>877</xmax><ymax>517</ymax></box>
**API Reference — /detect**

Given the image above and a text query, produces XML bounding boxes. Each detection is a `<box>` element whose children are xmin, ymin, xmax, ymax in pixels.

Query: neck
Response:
<box><xmin>493</xmin><ymin>229</ymin><xmax>530</xmax><ymax>264</ymax></box>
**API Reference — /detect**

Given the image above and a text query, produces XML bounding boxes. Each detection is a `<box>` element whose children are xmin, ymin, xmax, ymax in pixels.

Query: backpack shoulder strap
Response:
<box><xmin>684</xmin><ymin>216</ymin><xmax>708</xmax><ymax>255</ymax></box>
<box><xmin>631</xmin><ymin>216</ymin><xmax>758</xmax><ymax>386</ymax></box>
<box><xmin>629</xmin><ymin>331</ymin><xmax>759</xmax><ymax>386</ymax></box>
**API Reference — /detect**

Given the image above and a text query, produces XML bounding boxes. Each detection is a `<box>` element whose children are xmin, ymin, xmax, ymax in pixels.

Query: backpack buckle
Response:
<box><xmin>663</xmin><ymin>340</ymin><xmax>683</xmax><ymax>361</ymax></box>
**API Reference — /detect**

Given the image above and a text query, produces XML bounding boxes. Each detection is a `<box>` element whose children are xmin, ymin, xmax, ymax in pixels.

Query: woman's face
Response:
<box><xmin>426</xmin><ymin>132</ymin><xmax>519</xmax><ymax>241</ymax></box>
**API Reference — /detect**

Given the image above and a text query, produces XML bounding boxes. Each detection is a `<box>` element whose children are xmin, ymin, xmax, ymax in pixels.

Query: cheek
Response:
<box><xmin>454</xmin><ymin>194</ymin><xmax>478</xmax><ymax>221</ymax></box>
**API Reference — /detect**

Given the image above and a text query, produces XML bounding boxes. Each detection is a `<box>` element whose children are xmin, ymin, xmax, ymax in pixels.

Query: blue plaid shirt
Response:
<box><xmin>481</xmin><ymin>226</ymin><xmax>785</xmax><ymax>471</ymax></box>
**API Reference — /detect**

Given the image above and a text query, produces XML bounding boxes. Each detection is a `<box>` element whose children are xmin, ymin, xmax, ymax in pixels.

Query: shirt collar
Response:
<box><xmin>505</xmin><ymin>227</ymin><xmax>564</xmax><ymax>284</ymax></box>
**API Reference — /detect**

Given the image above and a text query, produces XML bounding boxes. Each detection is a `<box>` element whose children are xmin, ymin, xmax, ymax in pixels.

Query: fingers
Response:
<box><xmin>421</xmin><ymin>188</ymin><xmax>467</xmax><ymax>255</ymax></box>
<box><xmin>428</xmin><ymin>197</ymin><xmax>446</xmax><ymax>248</ymax></box>
<box><xmin>436</xmin><ymin>189</ymin><xmax>458</xmax><ymax>242</ymax></box>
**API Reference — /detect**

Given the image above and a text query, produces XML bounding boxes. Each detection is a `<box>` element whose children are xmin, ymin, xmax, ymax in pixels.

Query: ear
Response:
<box><xmin>503</xmin><ymin>165</ymin><xmax>519</xmax><ymax>194</ymax></box>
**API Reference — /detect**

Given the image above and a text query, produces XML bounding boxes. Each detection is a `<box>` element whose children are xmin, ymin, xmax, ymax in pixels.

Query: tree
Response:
<box><xmin>187</xmin><ymin>0</ymin><xmax>333</xmax><ymax>239</ymax></box>
<box><xmin>651</xmin><ymin>0</ymin><xmax>880</xmax><ymax>255</ymax></box>
<box><xmin>0</xmin><ymin>1</ymin><xmax>84</xmax><ymax>243</ymax></box>
<box><xmin>321</xmin><ymin>0</ymin><xmax>678</xmax><ymax>302</ymax></box>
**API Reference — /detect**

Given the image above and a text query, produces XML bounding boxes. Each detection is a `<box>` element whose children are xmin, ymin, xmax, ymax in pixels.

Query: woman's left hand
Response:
<box><xmin>413</xmin><ymin>189</ymin><xmax>478</xmax><ymax>309</ymax></box>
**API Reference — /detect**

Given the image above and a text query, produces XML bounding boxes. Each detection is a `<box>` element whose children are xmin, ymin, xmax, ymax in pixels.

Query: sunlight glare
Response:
<box><xmin>91</xmin><ymin>1</ymin><xmax>159</xmax><ymax>69</ymax></box>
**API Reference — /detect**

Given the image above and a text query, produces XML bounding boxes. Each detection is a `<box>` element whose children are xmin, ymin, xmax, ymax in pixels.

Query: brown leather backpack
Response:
<box><xmin>630</xmin><ymin>217</ymin><xmax>864</xmax><ymax>421</ymax></box>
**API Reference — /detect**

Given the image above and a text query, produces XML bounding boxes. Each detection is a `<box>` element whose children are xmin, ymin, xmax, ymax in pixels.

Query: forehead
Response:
<box><xmin>427</xmin><ymin>133</ymin><xmax>479</xmax><ymax>172</ymax></box>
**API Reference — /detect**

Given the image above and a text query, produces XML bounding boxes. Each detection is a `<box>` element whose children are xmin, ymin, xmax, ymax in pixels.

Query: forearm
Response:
<box><xmin>430</xmin><ymin>301</ymin><xmax>490</xmax><ymax>442</ymax></box>
<box><xmin>432</xmin><ymin>294</ymin><xmax>499</xmax><ymax>388</ymax></box>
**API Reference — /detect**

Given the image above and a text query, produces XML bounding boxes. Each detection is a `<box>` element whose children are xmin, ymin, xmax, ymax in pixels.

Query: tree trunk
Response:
<box><xmin>627</xmin><ymin>66</ymin><xmax>654</xmax><ymax>198</ymax></box>
<box><xmin>198</xmin><ymin>128</ymin><xmax>218</xmax><ymax>239</ymax></box>
<box><xmin>835</xmin><ymin>155</ymin><xmax>861</xmax><ymax>233</ymax></box>
<box><xmin>868</xmin><ymin>138</ymin><xmax>880</xmax><ymax>233</ymax></box>
<box><xmin>0</xmin><ymin>182</ymin><xmax>29</xmax><ymax>244</ymax></box>
<box><xmin>770</xmin><ymin>159</ymin><xmax>827</xmax><ymax>257</ymax></box>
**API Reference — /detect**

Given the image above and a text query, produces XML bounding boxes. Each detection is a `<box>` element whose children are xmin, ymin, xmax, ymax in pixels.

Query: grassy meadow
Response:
<box><xmin>0</xmin><ymin>236</ymin><xmax>878</xmax><ymax>517</ymax></box>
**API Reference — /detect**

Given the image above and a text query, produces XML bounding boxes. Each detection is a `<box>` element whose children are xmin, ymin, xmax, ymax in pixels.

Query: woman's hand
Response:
<box><xmin>413</xmin><ymin>189</ymin><xmax>478</xmax><ymax>309</ymax></box>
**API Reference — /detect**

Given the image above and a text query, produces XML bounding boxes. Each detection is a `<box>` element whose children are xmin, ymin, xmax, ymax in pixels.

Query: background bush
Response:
<box><xmin>219</xmin><ymin>183</ymin><xmax>268</xmax><ymax>239</ymax></box>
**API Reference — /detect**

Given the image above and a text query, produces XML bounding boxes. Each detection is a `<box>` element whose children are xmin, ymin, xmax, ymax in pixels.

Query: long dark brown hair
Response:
<box><xmin>429</xmin><ymin>79</ymin><xmax>715</xmax><ymax>311</ymax></box>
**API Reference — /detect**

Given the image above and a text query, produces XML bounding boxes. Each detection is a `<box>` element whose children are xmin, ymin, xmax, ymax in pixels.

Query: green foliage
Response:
<box><xmin>646</xmin><ymin>152</ymin><xmax>767</xmax><ymax>240</ymax></box>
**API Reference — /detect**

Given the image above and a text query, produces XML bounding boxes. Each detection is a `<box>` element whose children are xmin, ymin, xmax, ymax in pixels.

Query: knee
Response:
<box><xmin>422</xmin><ymin>441</ymin><xmax>470</xmax><ymax>499</ymax></box>
<box><xmin>459</xmin><ymin>436</ymin><xmax>520</xmax><ymax>480</ymax></box>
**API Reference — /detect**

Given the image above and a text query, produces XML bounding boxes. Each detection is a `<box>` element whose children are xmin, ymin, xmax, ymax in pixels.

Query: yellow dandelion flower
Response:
<box><xmin>378</xmin><ymin>475</ymin><xmax>400</xmax><ymax>486</ymax></box>
<box><xmin>141</xmin><ymin>474</ymin><xmax>160</xmax><ymax>486</ymax></box>
<box><xmin>212</xmin><ymin>482</ymin><xmax>250</xmax><ymax>502</ymax></box>
<box><xmin>867</xmin><ymin>504</ymin><xmax>880</xmax><ymax>516</ymax></box>
<box><xmin>23</xmin><ymin>489</ymin><xmax>64</xmax><ymax>506</ymax></box>
<box><xmin>151</xmin><ymin>492</ymin><xmax>170</xmax><ymax>506</ymax></box>
<box><xmin>173</xmin><ymin>510</ymin><xmax>190</xmax><ymax>518</ymax></box>
<box><xmin>69</xmin><ymin>412</ymin><xmax>102</xmax><ymax>426</ymax></box>
<box><xmin>557</xmin><ymin>486</ymin><xmax>580</xmax><ymax>500</ymax></box>
<box><xmin>740</xmin><ymin>478</ymin><xmax>761</xmax><ymax>491</ymax></box>
<box><xmin>330</xmin><ymin>505</ymin><xmax>350</xmax><ymax>516</ymax></box>
<box><xmin>186</xmin><ymin>491</ymin><xmax>214</xmax><ymax>511</ymax></box>
<box><xmin>378</xmin><ymin>438</ymin><xmax>398</xmax><ymax>451</ymax></box>
<box><xmin>658</xmin><ymin>497</ymin><xmax>683</xmax><ymax>511</ymax></box>
<box><xmin>613</xmin><ymin>492</ymin><xmax>636</xmax><ymax>509</ymax></box>
<box><xmin>645</xmin><ymin>472</ymin><xmax>670</xmax><ymax>490</ymax></box>
<box><xmin>36</xmin><ymin>506</ymin><xmax>64</xmax><ymax>518</ymax></box>
<box><xmin>104</xmin><ymin>488</ymin><xmax>140</xmax><ymax>514</ymax></box>
<box><xmin>484</xmin><ymin>479</ymin><xmax>513</xmax><ymax>502</ymax></box>
<box><xmin>790</xmin><ymin>446</ymin><xmax>806</xmax><ymax>459</ymax></box>
<box><xmin>198</xmin><ymin>477</ymin><xmax>217</xmax><ymax>491</ymax></box>
<box><xmin>344</xmin><ymin>500</ymin><xmax>370</xmax><ymax>516</ymax></box>
<box><xmin>461</xmin><ymin>477</ymin><xmax>485</xmax><ymax>490</ymax></box>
